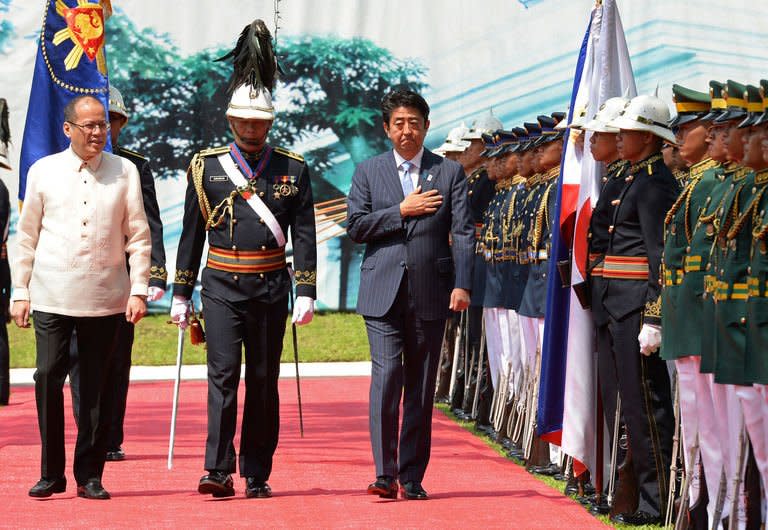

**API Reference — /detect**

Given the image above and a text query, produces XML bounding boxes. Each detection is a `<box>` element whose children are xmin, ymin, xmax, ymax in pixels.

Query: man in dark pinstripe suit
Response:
<box><xmin>347</xmin><ymin>89</ymin><xmax>474</xmax><ymax>500</ymax></box>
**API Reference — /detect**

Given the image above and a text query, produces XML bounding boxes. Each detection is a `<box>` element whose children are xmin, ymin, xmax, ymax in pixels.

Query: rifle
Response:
<box><xmin>470</xmin><ymin>325</ymin><xmax>486</xmax><ymax>419</ymax></box>
<box><xmin>448</xmin><ymin>311</ymin><xmax>466</xmax><ymax>410</ymax></box>
<box><xmin>610</xmin><ymin>424</ymin><xmax>639</xmax><ymax>518</ymax></box>
<box><xmin>727</xmin><ymin>422</ymin><xmax>748</xmax><ymax>530</ymax></box>
<box><xmin>666</xmin><ymin>373</ymin><xmax>681</xmax><ymax>527</ymax></box>
<box><xmin>435</xmin><ymin>316</ymin><xmax>458</xmax><ymax>401</ymax></box>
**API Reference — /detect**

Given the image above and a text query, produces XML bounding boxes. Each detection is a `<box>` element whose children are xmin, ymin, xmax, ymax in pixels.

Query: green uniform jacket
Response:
<box><xmin>712</xmin><ymin>166</ymin><xmax>757</xmax><ymax>384</ymax></box>
<box><xmin>745</xmin><ymin>169</ymin><xmax>768</xmax><ymax>384</ymax></box>
<box><xmin>661</xmin><ymin>159</ymin><xmax>720</xmax><ymax>360</ymax></box>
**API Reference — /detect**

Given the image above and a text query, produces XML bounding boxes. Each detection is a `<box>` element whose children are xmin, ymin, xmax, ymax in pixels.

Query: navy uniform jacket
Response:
<box><xmin>588</xmin><ymin>160</ymin><xmax>629</xmax><ymax>326</ymax></box>
<box><xmin>482</xmin><ymin>182</ymin><xmax>509</xmax><ymax>308</ymax></box>
<box><xmin>518</xmin><ymin>168</ymin><xmax>558</xmax><ymax>318</ymax></box>
<box><xmin>502</xmin><ymin>175</ymin><xmax>530</xmax><ymax>311</ymax></box>
<box><xmin>173</xmin><ymin>145</ymin><xmax>317</xmax><ymax>302</ymax></box>
<box><xmin>468</xmin><ymin>167</ymin><xmax>494</xmax><ymax>306</ymax></box>
<box><xmin>347</xmin><ymin>149</ymin><xmax>474</xmax><ymax>321</ymax></box>
<box><xmin>114</xmin><ymin>146</ymin><xmax>167</xmax><ymax>289</ymax></box>
<box><xmin>601</xmin><ymin>154</ymin><xmax>679</xmax><ymax>325</ymax></box>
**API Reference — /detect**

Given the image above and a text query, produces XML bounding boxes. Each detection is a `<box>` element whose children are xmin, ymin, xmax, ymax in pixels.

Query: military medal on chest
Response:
<box><xmin>273</xmin><ymin>175</ymin><xmax>299</xmax><ymax>199</ymax></box>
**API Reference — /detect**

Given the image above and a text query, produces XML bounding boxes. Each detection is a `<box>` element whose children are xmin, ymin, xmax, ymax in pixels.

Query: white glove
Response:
<box><xmin>292</xmin><ymin>296</ymin><xmax>314</xmax><ymax>325</ymax></box>
<box><xmin>147</xmin><ymin>286</ymin><xmax>166</xmax><ymax>302</ymax></box>
<box><xmin>638</xmin><ymin>324</ymin><xmax>662</xmax><ymax>356</ymax></box>
<box><xmin>170</xmin><ymin>295</ymin><xmax>190</xmax><ymax>330</ymax></box>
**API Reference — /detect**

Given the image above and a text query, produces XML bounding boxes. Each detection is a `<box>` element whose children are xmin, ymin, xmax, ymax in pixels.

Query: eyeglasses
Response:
<box><xmin>67</xmin><ymin>121</ymin><xmax>110</xmax><ymax>133</ymax></box>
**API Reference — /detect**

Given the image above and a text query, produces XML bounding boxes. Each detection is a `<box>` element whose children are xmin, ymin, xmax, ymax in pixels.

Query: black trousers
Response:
<box><xmin>0</xmin><ymin>320</ymin><xmax>8</xmax><ymax>405</ymax></box>
<box><xmin>33</xmin><ymin>311</ymin><xmax>121</xmax><ymax>485</ymax></box>
<box><xmin>596</xmin><ymin>310</ymin><xmax>674</xmax><ymax>518</ymax></box>
<box><xmin>69</xmin><ymin>320</ymin><xmax>134</xmax><ymax>450</ymax></box>
<box><xmin>364</xmin><ymin>274</ymin><xmax>446</xmax><ymax>483</ymax></box>
<box><xmin>201</xmin><ymin>293</ymin><xmax>287</xmax><ymax>480</ymax></box>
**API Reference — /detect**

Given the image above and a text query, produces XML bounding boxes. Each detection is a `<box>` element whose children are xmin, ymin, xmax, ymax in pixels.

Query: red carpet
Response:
<box><xmin>0</xmin><ymin>377</ymin><xmax>607</xmax><ymax>529</ymax></box>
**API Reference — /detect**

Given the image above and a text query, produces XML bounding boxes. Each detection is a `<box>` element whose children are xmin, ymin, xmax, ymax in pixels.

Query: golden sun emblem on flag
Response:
<box><xmin>52</xmin><ymin>0</ymin><xmax>109</xmax><ymax>73</ymax></box>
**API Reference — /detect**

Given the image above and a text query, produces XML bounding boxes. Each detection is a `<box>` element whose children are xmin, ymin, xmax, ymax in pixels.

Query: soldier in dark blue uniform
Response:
<box><xmin>171</xmin><ymin>21</ymin><xmax>317</xmax><ymax>499</ymax></box>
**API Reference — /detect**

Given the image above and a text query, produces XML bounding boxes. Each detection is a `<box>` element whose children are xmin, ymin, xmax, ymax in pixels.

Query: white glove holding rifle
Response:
<box><xmin>638</xmin><ymin>323</ymin><xmax>662</xmax><ymax>356</ymax></box>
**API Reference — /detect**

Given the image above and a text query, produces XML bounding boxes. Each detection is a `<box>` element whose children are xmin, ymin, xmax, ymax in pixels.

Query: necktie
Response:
<box><xmin>401</xmin><ymin>161</ymin><xmax>414</xmax><ymax>196</ymax></box>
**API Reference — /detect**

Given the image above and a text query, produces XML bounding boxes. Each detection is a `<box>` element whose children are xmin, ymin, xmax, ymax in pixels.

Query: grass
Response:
<box><xmin>435</xmin><ymin>402</ymin><xmax>657</xmax><ymax>530</ymax></box>
<box><xmin>9</xmin><ymin>312</ymin><xmax>371</xmax><ymax>368</ymax></box>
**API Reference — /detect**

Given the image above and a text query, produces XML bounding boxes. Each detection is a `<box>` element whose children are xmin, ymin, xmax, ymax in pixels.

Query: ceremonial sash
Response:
<box><xmin>217</xmin><ymin>146</ymin><xmax>287</xmax><ymax>247</ymax></box>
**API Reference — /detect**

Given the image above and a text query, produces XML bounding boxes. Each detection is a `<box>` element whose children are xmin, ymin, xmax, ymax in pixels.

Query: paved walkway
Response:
<box><xmin>9</xmin><ymin>361</ymin><xmax>373</xmax><ymax>385</ymax></box>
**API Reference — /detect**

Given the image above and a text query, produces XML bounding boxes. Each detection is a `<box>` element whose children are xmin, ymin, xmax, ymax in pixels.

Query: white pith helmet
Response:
<box><xmin>108</xmin><ymin>85</ymin><xmax>130</xmax><ymax>120</ymax></box>
<box><xmin>226</xmin><ymin>84</ymin><xmax>275</xmax><ymax>121</ymax></box>
<box><xmin>461</xmin><ymin>111</ymin><xmax>503</xmax><ymax>140</ymax></box>
<box><xmin>607</xmin><ymin>95</ymin><xmax>676</xmax><ymax>144</ymax></box>
<box><xmin>583</xmin><ymin>97</ymin><xmax>630</xmax><ymax>133</ymax></box>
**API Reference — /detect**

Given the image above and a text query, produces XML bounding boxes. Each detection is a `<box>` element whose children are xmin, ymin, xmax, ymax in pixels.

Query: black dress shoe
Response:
<box><xmin>198</xmin><ymin>471</ymin><xmax>235</xmax><ymax>498</ymax></box>
<box><xmin>245</xmin><ymin>478</ymin><xmax>272</xmax><ymax>498</ymax></box>
<box><xmin>611</xmin><ymin>510</ymin><xmax>661</xmax><ymax>526</ymax></box>
<box><xmin>105</xmin><ymin>447</ymin><xmax>125</xmax><ymax>461</ymax></box>
<box><xmin>29</xmin><ymin>476</ymin><xmax>66</xmax><ymax>498</ymax></box>
<box><xmin>529</xmin><ymin>463</ymin><xmax>560</xmax><ymax>476</ymax></box>
<box><xmin>77</xmin><ymin>478</ymin><xmax>110</xmax><ymax>500</ymax></box>
<box><xmin>367</xmin><ymin>476</ymin><xmax>397</xmax><ymax>499</ymax></box>
<box><xmin>400</xmin><ymin>481</ymin><xmax>428</xmax><ymax>500</ymax></box>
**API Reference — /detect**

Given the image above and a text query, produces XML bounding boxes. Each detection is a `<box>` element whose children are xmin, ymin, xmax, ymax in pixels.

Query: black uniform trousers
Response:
<box><xmin>596</xmin><ymin>309</ymin><xmax>674</xmax><ymax>518</ymax></box>
<box><xmin>0</xmin><ymin>320</ymin><xmax>8</xmax><ymax>405</ymax></box>
<box><xmin>33</xmin><ymin>311</ymin><xmax>121</xmax><ymax>485</ymax></box>
<box><xmin>69</xmin><ymin>320</ymin><xmax>134</xmax><ymax>450</ymax></box>
<box><xmin>364</xmin><ymin>273</ymin><xmax>445</xmax><ymax>483</ymax></box>
<box><xmin>201</xmin><ymin>292</ymin><xmax>287</xmax><ymax>480</ymax></box>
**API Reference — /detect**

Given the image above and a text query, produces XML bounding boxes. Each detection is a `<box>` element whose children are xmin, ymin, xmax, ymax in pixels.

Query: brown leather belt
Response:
<box><xmin>206</xmin><ymin>246</ymin><xmax>286</xmax><ymax>274</ymax></box>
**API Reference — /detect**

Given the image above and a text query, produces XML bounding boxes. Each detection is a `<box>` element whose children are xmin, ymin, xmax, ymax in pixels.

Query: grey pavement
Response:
<box><xmin>9</xmin><ymin>361</ymin><xmax>372</xmax><ymax>385</ymax></box>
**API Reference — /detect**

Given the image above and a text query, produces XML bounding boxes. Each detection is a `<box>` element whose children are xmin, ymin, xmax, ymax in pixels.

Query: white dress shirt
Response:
<box><xmin>393</xmin><ymin>147</ymin><xmax>424</xmax><ymax>191</ymax></box>
<box><xmin>12</xmin><ymin>147</ymin><xmax>151</xmax><ymax>317</ymax></box>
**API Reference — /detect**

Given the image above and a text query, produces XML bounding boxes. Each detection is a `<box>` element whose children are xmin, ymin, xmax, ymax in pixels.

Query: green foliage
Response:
<box><xmin>104</xmin><ymin>12</ymin><xmax>427</xmax><ymax>200</ymax></box>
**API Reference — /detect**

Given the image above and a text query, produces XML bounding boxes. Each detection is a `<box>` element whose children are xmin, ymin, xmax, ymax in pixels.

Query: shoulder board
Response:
<box><xmin>118</xmin><ymin>147</ymin><xmax>146</xmax><ymax>160</ymax></box>
<box><xmin>273</xmin><ymin>146</ymin><xmax>305</xmax><ymax>162</ymax></box>
<box><xmin>689</xmin><ymin>158</ymin><xmax>719</xmax><ymax>179</ymax></box>
<box><xmin>512</xmin><ymin>175</ymin><xmax>526</xmax><ymax>186</ymax></box>
<box><xmin>755</xmin><ymin>169</ymin><xmax>768</xmax><ymax>185</ymax></box>
<box><xmin>733</xmin><ymin>167</ymin><xmax>751</xmax><ymax>182</ymax></box>
<box><xmin>199</xmin><ymin>146</ymin><xmax>230</xmax><ymax>157</ymax></box>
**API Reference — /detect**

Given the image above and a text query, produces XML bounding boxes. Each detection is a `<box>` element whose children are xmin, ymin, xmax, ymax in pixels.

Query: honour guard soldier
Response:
<box><xmin>453</xmin><ymin>114</ymin><xmax>501</xmax><ymax>418</ymax></box>
<box><xmin>582</xmin><ymin>97</ymin><xmax>631</xmax><ymax>491</ymax></box>
<box><xmin>709</xmin><ymin>80</ymin><xmax>758</xmax><ymax>528</ymax></box>
<box><xmin>601</xmin><ymin>95</ymin><xmax>679</xmax><ymax>525</ymax></box>
<box><xmin>0</xmin><ymin>98</ymin><xmax>10</xmax><ymax>406</ymax></box>
<box><xmin>105</xmin><ymin>85</ymin><xmax>167</xmax><ymax>461</ymax></box>
<box><xmin>434</xmin><ymin>123</ymin><xmax>471</xmax><ymax>402</ymax></box>
<box><xmin>717</xmin><ymin>81</ymin><xmax>768</xmax><ymax>524</ymax></box>
<box><xmin>696</xmin><ymin>79</ymin><xmax>747</xmax><ymax>526</ymax></box>
<box><xmin>745</xmin><ymin>79</ymin><xmax>768</xmax><ymax>513</ymax></box>
<box><xmin>171</xmin><ymin>20</ymin><xmax>317</xmax><ymax>499</ymax></box>
<box><xmin>660</xmin><ymin>83</ymin><xmax>720</xmax><ymax>526</ymax></box>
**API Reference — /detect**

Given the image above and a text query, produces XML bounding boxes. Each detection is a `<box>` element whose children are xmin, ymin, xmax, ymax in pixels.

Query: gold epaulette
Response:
<box><xmin>199</xmin><ymin>145</ymin><xmax>230</xmax><ymax>157</ymax></box>
<box><xmin>527</xmin><ymin>173</ymin><xmax>541</xmax><ymax>188</ymax></box>
<box><xmin>118</xmin><ymin>147</ymin><xmax>146</xmax><ymax>160</ymax></box>
<box><xmin>544</xmin><ymin>166</ymin><xmax>560</xmax><ymax>181</ymax></box>
<box><xmin>512</xmin><ymin>174</ymin><xmax>526</xmax><ymax>186</ymax></box>
<box><xmin>689</xmin><ymin>158</ymin><xmax>719</xmax><ymax>179</ymax></box>
<box><xmin>273</xmin><ymin>146</ymin><xmax>305</xmax><ymax>162</ymax></box>
<box><xmin>733</xmin><ymin>167</ymin><xmax>751</xmax><ymax>182</ymax></box>
<box><xmin>755</xmin><ymin>169</ymin><xmax>768</xmax><ymax>185</ymax></box>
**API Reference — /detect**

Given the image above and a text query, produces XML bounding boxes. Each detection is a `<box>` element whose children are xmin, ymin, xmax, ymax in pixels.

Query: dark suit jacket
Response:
<box><xmin>347</xmin><ymin>149</ymin><xmax>474</xmax><ymax>320</ymax></box>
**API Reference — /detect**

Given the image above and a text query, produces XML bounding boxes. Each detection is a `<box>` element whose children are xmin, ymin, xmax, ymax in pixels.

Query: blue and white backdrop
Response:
<box><xmin>1</xmin><ymin>0</ymin><xmax>766</xmax><ymax>310</ymax></box>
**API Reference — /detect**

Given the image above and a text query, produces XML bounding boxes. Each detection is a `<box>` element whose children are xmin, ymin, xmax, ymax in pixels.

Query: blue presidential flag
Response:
<box><xmin>18</xmin><ymin>0</ymin><xmax>111</xmax><ymax>201</ymax></box>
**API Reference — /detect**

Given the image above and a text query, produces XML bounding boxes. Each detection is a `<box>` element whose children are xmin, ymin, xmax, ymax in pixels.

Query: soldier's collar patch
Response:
<box><xmin>209</xmin><ymin>175</ymin><xmax>229</xmax><ymax>182</ymax></box>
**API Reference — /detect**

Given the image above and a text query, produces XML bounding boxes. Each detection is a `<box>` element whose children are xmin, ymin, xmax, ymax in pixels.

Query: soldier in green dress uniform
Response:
<box><xmin>709</xmin><ymin>79</ymin><xmax>758</xmax><ymax>527</ymax></box>
<box><xmin>659</xmin><ymin>83</ymin><xmax>720</xmax><ymax>526</ymax></box>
